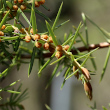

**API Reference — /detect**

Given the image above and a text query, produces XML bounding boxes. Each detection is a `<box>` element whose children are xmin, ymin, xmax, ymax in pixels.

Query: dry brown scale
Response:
<box><xmin>73</xmin><ymin>66</ymin><xmax>92</xmax><ymax>100</ymax></box>
<box><xmin>84</xmin><ymin>81</ymin><xmax>92</xmax><ymax>100</ymax></box>
<box><xmin>81</xmin><ymin>67</ymin><xmax>91</xmax><ymax>80</ymax></box>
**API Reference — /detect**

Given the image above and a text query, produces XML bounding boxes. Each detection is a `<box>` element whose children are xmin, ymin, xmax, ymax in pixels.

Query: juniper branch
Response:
<box><xmin>20</xmin><ymin>42</ymin><xmax>110</xmax><ymax>58</ymax></box>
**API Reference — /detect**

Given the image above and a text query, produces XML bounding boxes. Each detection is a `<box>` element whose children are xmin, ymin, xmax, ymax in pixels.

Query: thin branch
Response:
<box><xmin>71</xmin><ymin>42</ymin><xmax>110</xmax><ymax>54</ymax></box>
<box><xmin>20</xmin><ymin>42</ymin><xmax>110</xmax><ymax>59</ymax></box>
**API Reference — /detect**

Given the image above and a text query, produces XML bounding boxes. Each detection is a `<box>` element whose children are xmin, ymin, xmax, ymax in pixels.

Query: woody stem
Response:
<box><xmin>20</xmin><ymin>42</ymin><xmax>110</xmax><ymax>58</ymax></box>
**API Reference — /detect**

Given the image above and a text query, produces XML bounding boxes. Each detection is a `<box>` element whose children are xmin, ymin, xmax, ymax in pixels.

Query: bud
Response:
<box><xmin>1</xmin><ymin>25</ymin><xmax>6</xmax><ymax>30</ymax></box>
<box><xmin>13</xmin><ymin>5</ymin><xmax>18</xmax><ymax>11</ymax></box>
<box><xmin>0</xmin><ymin>31</ymin><xmax>4</xmax><ymax>36</ymax></box>
<box><xmin>38</xmin><ymin>0</ymin><xmax>45</xmax><ymax>5</ymax></box>
<box><xmin>64</xmin><ymin>45</ymin><xmax>69</xmax><ymax>51</ymax></box>
<box><xmin>35</xmin><ymin>42</ymin><xmax>42</xmax><ymax>48</ymax></box>
<box><xmin>41</xmin><ymin>34</ymin><xmax>48</xmax><ymax>40</ymax></box>
<box><xmin>55</xmin><ymin>51</ymin><xmax>62</xmax><ymax>59</ymax></box>
<box><xmin>81</xmin><ymin>67</ymin><xmax>91</xmax><ymax>80</ymax></box>
<box><xmin>30</xmin><ymin>28</ymin><xmax>33</xmax><ymax>34</ymax></box>
<box><xmin>25</xmin><ymin>35</ymin><xmax>31</xmax><ymax>43</ymax></box>
<box><xmin>35</xmin><ymin>1</ymin><xmax>40</xmax><ymax>7</ymax></box>
<box><xmin>56</xmin><ymin>45</ymin><xmax>62</xmax><ymax>51</ymax></box>
<box><xmin>43</xmin><ymin>43</ymin><xmax>49</xmax><ymax>50</ymax></box>
<box><xmin>18</xmin><ymin>0</ymin><xmax>23</xmax><ymax>3</ymax></box>
<box><xmin>20</xmin><ymin>5</ymin><xmax>26</xmax><ymax>11</ymax></box>
<box><xmin>84</xmin><ymin>81</ymin><xmax>92</xmax><ymax>100</ymax></box>
<box><xmin>33</xmin><ymin>34</ymin><xmax>40</xmax><ymax>40</ymax></box>
<box><xmin>49</xmin><ymin>37</ymin><xmax>53</xmax><ymax>43</ymax></box>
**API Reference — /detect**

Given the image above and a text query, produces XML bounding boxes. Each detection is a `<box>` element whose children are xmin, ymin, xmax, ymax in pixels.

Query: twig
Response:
<box><xmin>20</xmin><ymin>42</ymin><xmax>110</xmax><ymax>58</ymax></box>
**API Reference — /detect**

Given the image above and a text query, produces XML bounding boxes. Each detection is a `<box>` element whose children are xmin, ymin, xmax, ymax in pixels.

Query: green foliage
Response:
<box><xmin>0</xmin><ymin>84</ymin><xmax>28</xmax><ymax>110</ymax></box>
<box><xmin>0</xmin><ymin>0</ymin><xmax>110</xmax><ymax>109</ymax></box>
<box><xmin>45</xmin><ymin>104</ymin><xmax>52</xmax><ymax>110</ymax></box>
<box><xmin>0</xmin><ymin>80</ymin><xmax>20</xmax><ymax>97</ymax></box>
<box><xmin>89</xmin><ymin>102</ymin><xmax>110</xmax><ymax>110</ymax></box>
<box><xmin>100</xmin><ymin>47</ymin><xmax>110</xmax><ymax>81</ymax></box>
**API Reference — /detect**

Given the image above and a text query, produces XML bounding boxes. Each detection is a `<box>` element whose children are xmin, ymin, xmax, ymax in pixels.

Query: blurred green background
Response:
<box><xmin>1</xmin><ymin>0</ymin><xmax>110</xmax><ymax>110</ymax></box>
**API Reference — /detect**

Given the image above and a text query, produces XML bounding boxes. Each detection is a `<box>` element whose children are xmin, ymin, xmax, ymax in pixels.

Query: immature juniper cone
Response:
<box><xmin>84</xmin><ymin>81</ymin><xmax>92</xmax><ymax>100</ymax></box>
<box><xmin>81</xmin><ymin>67</ymin><xmax>92</xmax><ymax>100</ymax></box>
<box><xmin>72</xmin><ymin>65</ymin><xmax>92</xmax><ymax>100</ymax></box>
<box><xmin>81</xmin><ymin>67</ymin><xmax>91</xmax><ymax>80</ymax></box>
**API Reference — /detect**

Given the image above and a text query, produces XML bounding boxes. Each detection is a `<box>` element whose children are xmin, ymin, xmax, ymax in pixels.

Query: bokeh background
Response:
<box><xmin>1</xmin><ymin>0</ymin><xmax>110</xmax><ymax>110</ymax></box>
